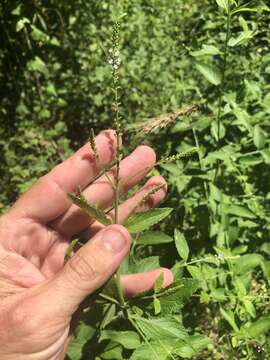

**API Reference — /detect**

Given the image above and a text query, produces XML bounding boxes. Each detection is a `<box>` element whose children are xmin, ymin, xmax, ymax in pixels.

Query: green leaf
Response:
<box><xmin>234</xmin><ymin>254</ymin><xmax>264</xmax><ymax>274</ymax></box>
<box><xmin>174</xmin><ymin>229</ymin><xmax>189</xmax><ymax>261</ymax></box>
<box><xmin>27</xmin><ymin>56</ymin><xmax>48</xmax><ymax>75</ymax></box>
<box><xmin>136</xmin><ymin>231</ymin><xmax>173</xmax><ymax>245</ymax></box>
<box><xmin>159</xmin><ymin>279</ymin><xmax>200</xmax><ymax>314</ymax></box>
<box><xmin>124</xmin><ymin>208</ymin><xmax>173</xmax><ymax>234</ymax></box>
<box><xmin>227</xmin><ymin>205</ymin><xmax>256</xmax><ymax>219</ymax></box>
<box><xmin>243</xmin><ymin>299</ymin><xmax>256</xmax><ymax>318</ymax></box>
<box><xmin>174</xmin><ymin>335</ymin><xmax>212</xmax><ymax>357</ymax></box>
<box><xmin>67</xmin><ymin>191</ymin><xmax>111</xmax><ymax>226</ymax></box>
<box><xmin>216</xmin><ymin>0</ymin><xmax>230</xmax><ymax>13</ymax></box>
<box><xmin>67</xmin><ymin>322</ymin><xmax>95</xmax><ymax>360</ymax></box>
<box><xmin>153</xmin><ymin>297</ymin><xmax>162</xmax><ymax>315</ymax></box>
<box><xmin>195</xmin><ymin>63</ymin><xmax>222</xmax><ymax>86</ymax></box>
<box><xmin>16</xmin><ymin>18</ymin><xmax>30</xmax><ymax>32</ymax></box>
<box><xmin>130</xmin><ymin>341</ymin><xmax>171</xmax><ymax>360</ymax></box>
<box><xmin>132</xmin><ymin>316</ymin><xmax>188</xmax><ymax>340</ymax></box>
<box><xmin>253</xmin><ymin>125</ymin><xmax>266</xmax><ymax>149</ymax></box>
<box><xmin>154</xmin><ymin>272</ymin><xmax>164</xmax><ymax>293</ymax></box>
<box><xmin>190</xmin><ymin>44</ymin><xmax>220</xmax><ymax>57</ymax></box>
<box><xmin>240</xmin><ymin>317</ymin><xmax>270</xmax><ymax>338</ymax></box>
<box><xmin>130</xmin><ymin>256</ymin><xmax>160</xmax><ymax>273</ymax></box>
<box><xmin>220</xmin><ymin>307</ymin><xmax>239</xmax><ymax>332</ymax></box>
<box><xmin>100</xmin><ymin>330</ymin><xmax>141</xmax><ymax>350</ymax></box>
<box><xmin>11</xmin><ymin>4</ymin><xmax>22</xmax><ymax>16</ymax></box>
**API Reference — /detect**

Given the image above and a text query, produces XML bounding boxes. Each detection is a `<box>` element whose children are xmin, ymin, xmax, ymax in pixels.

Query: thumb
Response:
<box><xmin>44</xmin><ymin>224</ymin><xmax>131</xmax><ymax>316</ymax></box>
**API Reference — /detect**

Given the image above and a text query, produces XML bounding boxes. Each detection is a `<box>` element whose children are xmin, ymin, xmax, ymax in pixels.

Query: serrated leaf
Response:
<box><xmin>195</xmin><ymin>63</ymin><xmax>222</xmax><ymax>85</ymax></box>
<box><xmin>174</xmin><ymin>229</ymin><xmax>189</xmax><ymax>261</ymax></box>
<box><xmin>130</xmin><ymin>341</ymin><xmax>171</xmax><ymax>360</ymax></box>
<box><xmin>159</xmin><ymin>279</ymin><xmax>200</xmax><ymax>314</ymax></box>
<box><xmin>132</xmin><ymin>316</ymin><xmax>188</xmax><ymax>341</ymax></box>
<box><xmin>174</xmin><ymin>335</ymin><xmax>212</xmax><ymax>357</ymax></box>
<box><xmin>67</xmin><ymin>192</ymin><xmax>111</xmax><ymax>226</ymax></box>
<box><xmin>124</xmin><ymin>208</ymin><xmax>173</xmax><ymax>234</ymax></box>
<box><xmin>129</xmin><ymin>256</ymin><xmax>160</xmax><ymax>273</ymax></box>
<box><xmin>136</xmin><ymin>231</ymin><xmax>173</xmax><ymax>245</ymax></box>
<box><xmin>100</xmin><ymin>330</ymin><xmax>141</xmax><ymax>350</ymax></box>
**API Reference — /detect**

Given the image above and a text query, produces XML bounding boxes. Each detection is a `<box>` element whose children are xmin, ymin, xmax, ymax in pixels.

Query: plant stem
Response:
<box><xmin>214</xmin><ymin>6</ymin><xmax>231</xmax><ymax>183</ymax></box>
<box><xmin>111</xmin><ymin>21</ymin><xmax>125</xmax><ymax>307</ymax></box>
<box><xmin>217</xmin><ymin>7</ymin><xmax>231</xmax><ymax>143</ymax></box>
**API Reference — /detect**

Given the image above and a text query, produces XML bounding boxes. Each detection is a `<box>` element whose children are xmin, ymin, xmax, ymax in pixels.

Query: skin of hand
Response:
<box><xmin>0</xmin><ymin>130</ymin><xmax>173</xmax><ymax>360</ymax></box>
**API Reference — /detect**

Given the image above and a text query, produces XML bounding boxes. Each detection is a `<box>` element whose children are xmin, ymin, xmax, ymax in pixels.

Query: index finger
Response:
<box><xmin>9</xmin><ymin>130</ymin><xmax>117</xmax><ymax>223</ymax></box>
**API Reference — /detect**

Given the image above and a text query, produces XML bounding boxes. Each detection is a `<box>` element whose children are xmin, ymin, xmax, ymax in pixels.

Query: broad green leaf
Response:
<box><xmin>195</xmin><ymin>63</ymin><xmax>222</xmax><ymax>86</ymax></box>
<box><xmin>130</xmin><ymin>341</ymin><xmax>172</xmax><ymax>360</ymax></box>
<box><xmin>67</xmin><ymin>192</ymin><xmax>111</xmax><ymax>226</ymax></box>
<box><xmin>132</xmin><ymin>316</ymin><xmax>188</xmax><ymax>340</ymax></box>
<box><xmin>136</xmin><ymin>231</ymin><xmax>173</xmax><ymax>245</ymax></box>
<box><xmin>227</xmin><ymin>204</ymin><xmax>256</xmax><ymax>219</ymax></box>
<box><xmin>253</xmin><ymin>124</ymin><xmax>266</xmax><ymax>149</ymax></box>
<box><xmin>159</xmin><ymin>279</ymin><xmax>200</xmax><ymax>314</ymax></box>
<box><xmin>67</xmin><ymin>322</ymin><xmax>95</xmax><ymax>360</ymax></box>
<box><xmin>124</xmin><ymin>208</ymin><xmax>173</xmax><ymax>234</ymax></box>
<box><xmin>240</xmin><ymin>317</ymin><xmax>270</xmax><ymax>338</ymax></box>
<box><xmin>174</xmin><ymin>335</ymin><xmax>212</xmax><ymax>358</ymax></box>
<box><xmin>234</xmin><ymin>254</ymin><xmax>264</xmax><ymax>274</ymax></box>
<box><xmin>175</xmin><ymin>229</ymin><xmax>189</xmax><ymax>261</ymax></box>
<box><xmin>100</xmin><ymin>342</ymin><xmax>123</xmax><ymax>359</ymax></box>
<box><xmin>130</xmin><ymin>256</ymin><xmax>160</xmax><ymax>273</ymax></box>
<box><xmin>100</xmin><ymin>330</ymin><xmax>141</xmax><ymax>350</ymax></box>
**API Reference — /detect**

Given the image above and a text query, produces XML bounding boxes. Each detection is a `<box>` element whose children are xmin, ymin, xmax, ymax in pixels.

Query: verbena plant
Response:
<box><xmin>66</xmin><ymin>20</ymin><xmax>210</xmax><ymax>360</ymax></box>
<box><xmin>2</xmin><ymin>0</ymin><xmax>270</xmax><ymax>359</ymax></box>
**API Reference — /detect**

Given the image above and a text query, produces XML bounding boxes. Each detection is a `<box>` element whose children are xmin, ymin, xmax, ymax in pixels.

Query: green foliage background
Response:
<box><xmin>1</xmin><ymin>0</ymin><xmax>270</xmax><ymax>359</ymax></box>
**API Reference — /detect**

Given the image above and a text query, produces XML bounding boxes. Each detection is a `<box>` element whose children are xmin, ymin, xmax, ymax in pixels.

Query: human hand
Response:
<box><xmin>0</xmin><ymin>130</ymin><xmax>173</xmax><ymax>360</ymax></box>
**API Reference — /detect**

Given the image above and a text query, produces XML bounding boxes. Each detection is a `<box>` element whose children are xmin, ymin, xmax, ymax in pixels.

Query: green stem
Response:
<box><xmin>214</xmin><ymin>7</ymin><xmax>231</xmax><ymax>183</ymax></box>
<box><xmin>217</xmin><ymin>8</ymin><xmax>231</xmax><ymax>143</ymax></box>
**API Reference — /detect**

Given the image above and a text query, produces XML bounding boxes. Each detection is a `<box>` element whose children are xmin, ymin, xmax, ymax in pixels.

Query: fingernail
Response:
<box><xmin>102</xmin><ymin>228</ymin><xmax>128</xmax><ymax>254</ymax></box>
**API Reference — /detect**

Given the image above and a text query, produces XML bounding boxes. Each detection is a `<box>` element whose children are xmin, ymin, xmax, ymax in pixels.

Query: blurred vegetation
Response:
<box><xmin>1</xmin><ymin>0</ymin><xmax>270</xmax><ymax>359</ymax></box>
